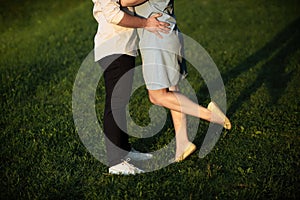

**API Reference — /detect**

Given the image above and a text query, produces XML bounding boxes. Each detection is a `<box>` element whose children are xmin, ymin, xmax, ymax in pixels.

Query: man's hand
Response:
<box><xmin>145</xmin><ymin>13</ymin><xmax>170</xmax><ymax>39</ymax></box>
<box><xmin>117</xmin><ymin>12</ymin><xmax>170</xmax><ymax>38</ymax></box>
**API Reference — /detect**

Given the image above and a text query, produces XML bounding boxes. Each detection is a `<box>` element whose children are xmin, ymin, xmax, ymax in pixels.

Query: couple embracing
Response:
<box><xmin>92</xmin><ymin>0</ymin><xmax>231</xmax><ymax>175</ymax></box>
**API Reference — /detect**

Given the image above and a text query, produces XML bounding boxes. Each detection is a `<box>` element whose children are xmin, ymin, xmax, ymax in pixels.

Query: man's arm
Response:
<box><xmin>117</xmin><ymin>0</ymin><xmax>169</xmax><ymax>38</ymax></box>
<box><xmin>118</xmin><ymin>12</ymin><xmax>170</xmax><ymax>38</ymax></box>
<box><xmin>118</xmin><ymin>13</ymin><xmax>170</xmax><ymax>38</ymax></box>
<box><xmin>95</xmin><ymin>0</ymin><xmax>169</xmax><ymax>37</ymax></box>
<box><xmin>119</xmin><ymin>0</ymin><xmax>147</xmax><ymax>7</ymax></box>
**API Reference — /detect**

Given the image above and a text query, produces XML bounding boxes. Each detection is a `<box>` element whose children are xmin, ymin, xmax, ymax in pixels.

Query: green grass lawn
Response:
<box><xmin>1</xmin><ymin>0</ymin><xmax>299</xmax><ymax>199</ymax></box>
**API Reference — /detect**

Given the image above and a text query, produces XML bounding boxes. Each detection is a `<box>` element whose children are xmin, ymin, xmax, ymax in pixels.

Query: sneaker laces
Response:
<box><xmin>121</xmin><ymin>158</ymin><xmax>138</xmax><ymax>172</ymax></box>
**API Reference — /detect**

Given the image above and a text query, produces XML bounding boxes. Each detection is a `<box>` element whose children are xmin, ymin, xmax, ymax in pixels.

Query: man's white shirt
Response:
<box><xmin>92</xmin><ymin>0</ymin><xmax>138</xmax><ymax>61</ymax></box>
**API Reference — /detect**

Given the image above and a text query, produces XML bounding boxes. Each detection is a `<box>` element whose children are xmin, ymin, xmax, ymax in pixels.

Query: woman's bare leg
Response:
<box><xmin>153</xmin><ymin>85</ymin><xmax>230</xmax><ymax>161</ymax></box>
<box><xmin>168</xmin><ymin>86</ymin><xmax>191</xmax><ymax>158</ymax></box>
<box><xmin>148</xmin><ymin>89</ymin><xmax>213</xmax><ymax>122</ymax></box>
<box><xmin>148</xmin><ymin>88</ymin><xmax>229</xmax><ymax>127</ymax></box>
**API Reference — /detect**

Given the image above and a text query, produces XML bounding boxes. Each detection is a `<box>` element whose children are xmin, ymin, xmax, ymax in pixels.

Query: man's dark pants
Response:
<box><xmin>98</xmin><ymin>54</ymin><xmax>135</xmax><ymax>167</ymax></box>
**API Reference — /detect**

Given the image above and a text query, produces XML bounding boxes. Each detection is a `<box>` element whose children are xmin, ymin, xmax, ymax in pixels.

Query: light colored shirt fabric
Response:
<box><xmin>92</xmin><ymin>0</ymin><xmax>138</xmax><ymax>61</ymax></box>
<box><xmin>135</xmin><ymin>0</ymin><xmax>187</xmax><ymax>90</ymax></box>
<box><xmin>135</xmin><ymin>0</ymin><xmax>178</xmax><ymax>53</ymax></box>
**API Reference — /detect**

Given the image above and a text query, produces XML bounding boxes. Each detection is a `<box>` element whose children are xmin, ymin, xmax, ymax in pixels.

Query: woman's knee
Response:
<box><xmin>148</xmin><ymin>93</ymin><xmax>160</xmax><ymax>105</ymax></box>
<box><xmin>148</xmin><ymin>90</ymin><xmax>165</xmax><ymax>106</ymax></box>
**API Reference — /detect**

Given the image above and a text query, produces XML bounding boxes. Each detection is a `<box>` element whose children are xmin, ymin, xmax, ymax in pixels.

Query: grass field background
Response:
<box><xmin>1</xmin><ymin>0</ymin><xmax>299</xmax><ymax>199</ymax></box>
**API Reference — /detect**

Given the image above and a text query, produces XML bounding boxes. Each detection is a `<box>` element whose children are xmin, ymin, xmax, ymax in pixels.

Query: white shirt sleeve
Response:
<box><xmin>93</xmin><ymin>0</ymin><xmax>125</xmax><ymax>24</ymax></box>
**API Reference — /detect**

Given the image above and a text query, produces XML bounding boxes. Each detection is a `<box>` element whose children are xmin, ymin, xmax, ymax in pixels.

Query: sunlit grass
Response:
<box><xmin>1</xmin><ymin>0</ymin><xmax>299</xmax><ymax>199</ymax></box>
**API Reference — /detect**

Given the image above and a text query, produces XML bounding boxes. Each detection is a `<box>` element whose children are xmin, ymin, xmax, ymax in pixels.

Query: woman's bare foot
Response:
<box><xmin>207</xmin><ymin>102</ymin><xmax>231</xmax><ymax>130</ymax></box>
<box><xmin>174</xmin><ymin>142</ymin><xmax>196</xmax><ymax>162</ymax></box>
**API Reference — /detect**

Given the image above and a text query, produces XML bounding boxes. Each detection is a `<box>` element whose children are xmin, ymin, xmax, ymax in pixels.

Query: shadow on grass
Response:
<box><xmin>192</xmin><ymin>17</ymin><xmax>300</xmax><ymax>151</ymax></box>
<box><xmin>224</xmin><ymin>17</ymin><xmax>300</xmax><ymax>115</ymax></box>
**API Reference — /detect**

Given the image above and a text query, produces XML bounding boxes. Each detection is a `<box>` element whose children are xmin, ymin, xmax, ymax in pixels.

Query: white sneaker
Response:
<box><xmin>108</xmin><ymin>159</ymin><xmax>144</xmax><ymax>175</ymax></box>
<box><xmin>125</xmin><ymin>148</ymin><xmax>153</xmax><ymax>161</ymax></box>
